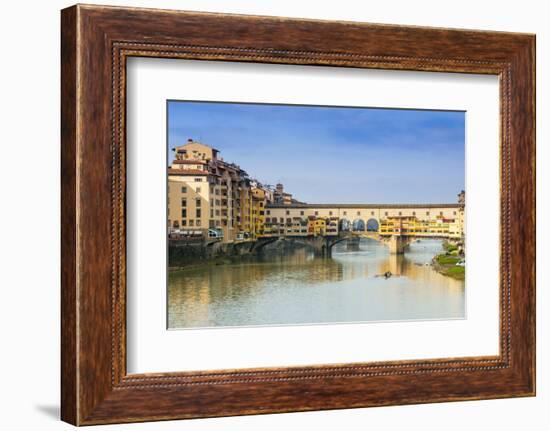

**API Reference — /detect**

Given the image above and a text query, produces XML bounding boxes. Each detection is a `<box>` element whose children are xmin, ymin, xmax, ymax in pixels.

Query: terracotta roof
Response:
<box><xmin>172</xmin><ymin>159</ymin><xmax>207</xmax><ymax>165</ymax></box>
<box><xmin>168</xmin><ymin>169</ymin><xmax>208</xmax><ymax>176</ymax></box>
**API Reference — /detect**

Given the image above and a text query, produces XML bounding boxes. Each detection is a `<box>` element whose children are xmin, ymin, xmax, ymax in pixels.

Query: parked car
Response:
<box><xmin>208</xmin><ymin>228</ymin><xmax>223</xmax><ymax>239</ymax></box>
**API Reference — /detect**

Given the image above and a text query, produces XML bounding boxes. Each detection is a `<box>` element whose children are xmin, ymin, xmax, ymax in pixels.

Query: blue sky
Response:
<box><xmin>168</xmin><ymin>101</ymin><xmax>465</xmax><ymax>204</ymax></box>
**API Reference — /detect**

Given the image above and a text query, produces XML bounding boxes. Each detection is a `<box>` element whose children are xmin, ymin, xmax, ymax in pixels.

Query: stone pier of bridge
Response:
<box><xmin>387</xmin><ymin>235</ymin><xmax>409</xmax><ymax>254</ymax></box>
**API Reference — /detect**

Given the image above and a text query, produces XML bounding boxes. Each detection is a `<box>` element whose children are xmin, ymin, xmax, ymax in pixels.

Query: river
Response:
<box><xmin>168</xmin><ymin>238</ymin><xmax>465</xmax><ymax>329</ymax></box>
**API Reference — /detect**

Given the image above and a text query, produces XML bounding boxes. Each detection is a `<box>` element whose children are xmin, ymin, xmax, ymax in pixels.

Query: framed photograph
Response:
<box><xmin>61</xmin><ymin>4</ymin><xmax>535</xmax><ymax>425</ymax></box>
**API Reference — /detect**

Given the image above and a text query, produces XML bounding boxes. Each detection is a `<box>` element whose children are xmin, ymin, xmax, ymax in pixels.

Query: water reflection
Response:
<box><xmin>168</xmin><ymin>239</ymin><xmax>465</xmax><ymax>329</ymax></box>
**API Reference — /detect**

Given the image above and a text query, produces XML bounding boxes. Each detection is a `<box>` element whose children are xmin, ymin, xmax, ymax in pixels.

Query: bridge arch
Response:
<box><xmin>253</xmin><ymin>237</ymin><xmax>321</xmax><ymax>255</ymax></box>
<box><xmin>250</xmin><ymin>237</ymin><xmax>280</xmax><ymax>253</ymax></box>
<box><xmin>366</xmin><ymin>218</ymin><xmax>379</xmax><ymax>232</ymax></box>
<box><xmin>352</xmin><ymin>219</ymin><xmax>366</xmax><ymax>232</ymax></box>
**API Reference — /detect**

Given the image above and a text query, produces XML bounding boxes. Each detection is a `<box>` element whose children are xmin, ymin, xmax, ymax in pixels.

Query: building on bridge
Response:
<box><xmin>379</xmin><ymin>215</ymin><xmax>463</xmax><ymax>239</ymax></box>
<box><xmin>263</xmin><ymin>201</ymin><xmax>464</xmax><ymax>240</ymax></box>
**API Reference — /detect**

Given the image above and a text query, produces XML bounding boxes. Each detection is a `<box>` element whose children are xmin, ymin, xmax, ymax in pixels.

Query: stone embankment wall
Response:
<box><xmin>168</xmin><ymin>238</ymin><xmax>310</xmax><ymax>268</ymax></box>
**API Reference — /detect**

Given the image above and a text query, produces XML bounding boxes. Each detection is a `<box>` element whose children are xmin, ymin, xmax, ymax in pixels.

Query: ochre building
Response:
<box><xmin>168</xmin><ymin>139</ymin><xmax>465</xmax><ymax>243</ymax></box>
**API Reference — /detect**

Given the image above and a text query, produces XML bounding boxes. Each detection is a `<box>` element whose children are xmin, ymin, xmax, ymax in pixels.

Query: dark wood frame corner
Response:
<box><xmin>61</xmin><ymin>4</ymin><xmax>536</xmax><ymax>426</ymax></box>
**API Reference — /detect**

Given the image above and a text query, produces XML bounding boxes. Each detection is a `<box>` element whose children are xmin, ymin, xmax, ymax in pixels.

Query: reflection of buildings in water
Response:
<box><xmin>376</xmin><ymin>253</ymin><xmax>404</xmax><ymax>276</ymax></box>
<box><xmin>338</xmin><ymin>261</ymin><xmax>370</xmax><ymax>281</ymax></box>
<box><xmin>168</xmin><ymin>239</ymin><xmax>464</xmax><ymax>328</ymax></box>
<box><xmin>375</xmin><ymin>253</ymin><xmax>449</xmax><ymax>278</ymax></box>
<box><xmin>169</xmin><ymin>247</ymin><xmax>347</xmax><ymax>326</ymax></box>
<box><xmin>168</xmin><ymin>274</ymin><xmax>212</xmax><ymax>327</ymax></box>
<box><xmin>259</xmin><ymin>247</ymin><xmax>344</xmax><ymax>284</ymax></box>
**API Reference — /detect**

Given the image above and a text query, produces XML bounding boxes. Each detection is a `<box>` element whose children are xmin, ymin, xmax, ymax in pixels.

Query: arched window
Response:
<box><xmin>366</xmin><ymin>218</ymin><xmax>379</xmax><ymax>232</ymax></box>
<box><xmin>352</xmin><ymin>219</ymin><xmax>366</xmax><ymax>231</ymax></box>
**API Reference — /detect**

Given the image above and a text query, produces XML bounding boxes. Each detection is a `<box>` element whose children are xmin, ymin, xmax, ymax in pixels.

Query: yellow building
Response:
<box><xmin>168</xmin><ymin>139</ymin><xmax>272</xmax><ymax>243</ymax></box>
<box><xmin>167</xmin><ymin>171</ymin><xmax>209</xmax><ymax>231</ymax></box>
<box><xmin>251</xmin><ymin>186</ymin><xmax>267</xmax><ymax>238</ymax></box>
<box><xmin>379</xmin><ymin>215</ymin><xmax>462</xmax><ymax>239</ymax></box>
<box><xmin>313</xmin><ymin>218</ymin><xmax>326</xmax><ymax>236</ymax></box>
<box><xmin>168</xmin><ymin>140</ymin><xmax>239</xmax><ymax>242</ymax></box>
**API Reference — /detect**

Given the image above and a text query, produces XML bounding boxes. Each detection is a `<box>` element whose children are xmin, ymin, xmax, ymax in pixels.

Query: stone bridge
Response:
<box><xmin>252</xmin><ymin>232</ymin><xmax>414</xmax><ymax>257</ymax></box>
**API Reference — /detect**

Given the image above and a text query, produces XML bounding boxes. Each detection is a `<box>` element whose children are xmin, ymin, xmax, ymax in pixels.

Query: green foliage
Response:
<box><xmin>446</xmin><ymin>266</ymin><xmax>465</xmax><ymax>279</ymax></box>
<box><xmin>447</xmin><ymin>266</ymin><xmax>465</xmax><ymax>275</ymax></box>
<box><xmin>446</xmin><ymin>243</ymin><xmax>458</xmax><ymax>252</ymax></box>
<box><xmin>436</xmin><ymin>255</ymin><xmax>461</xmax><ymax>265</ymax></box>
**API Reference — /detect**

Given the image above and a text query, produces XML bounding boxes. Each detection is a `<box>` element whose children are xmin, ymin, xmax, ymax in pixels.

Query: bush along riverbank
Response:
<box><xmin>432</xmin><ymin>241</ymin><xmax>465</xmax><ymax>280</ymax></box>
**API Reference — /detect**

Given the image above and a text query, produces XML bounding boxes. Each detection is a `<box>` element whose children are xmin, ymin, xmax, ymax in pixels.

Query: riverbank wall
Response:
<box><xmin>168</xmin><ymin>238</ymin><xmax>314</xmax><ymax>269</ymax></box>
<box><xmin>168</xmin><ymin>240</ymin><xmax>253</xmax><ymax>269</ymax></box>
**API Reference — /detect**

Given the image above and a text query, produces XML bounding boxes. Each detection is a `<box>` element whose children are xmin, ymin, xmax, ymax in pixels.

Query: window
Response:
<box><xmin>280</xmin><ymin>217</ymin><xmax>284</xmax><ymax>223</ymax></box>
<box><xmin>216</xmin><ymin>210</ymin><xmax>220</xmax><ymax>216</ymax></box>
<box><xmin>399</xmin><ymin>211</ymin><xmax>402</xmax><ymax>216</ymax></box>
<box><xmin>196</xmin><ymin>209</ymin><xmax>201</xmax><ymax>218</ymax></box>
<box><xmin>300</xmin><ymin>211</ymin><xmax>304</xmax><ymax>216</ymax></box>
<box><xmin>210</xmin><ymin>209</ymin><xmax>214</xmax><ymax>218</ymax></box>
<box><xmin>413</xmin><ymin>211</ymin><xmax>416</xmax><ymax>216</ymax></box>
<box><xmin>181</xmin><ymin>186</ymin><xmax>187</xmax><ymax>193</ymax></box>
<box><xmin>426</xmin><ymin>211</ymin><xmax>430</xmax><ymax>216</ymax></box>
<box><xmin>196</xmin><ymin>186</ymin><xmax>201</xmax><ymax>193</ymax></box>
<box><xmin>440</xmin><ymin>211</ymin><xmax>444</xmax><ymax>216</ymax></box>
<box><xmin>181</xmin><ymin>209</ymin><xmax>187</xmax><ymax>218</ymax></box>
<box><xmin>189</xmin><ymin>220</ymin><xmax>194</xmax><ymax>226</ymax></box>
<box><xmin>385</xmin><ymin>211</ymin><xmax>388</xmax><ymax>216</ymax></box>
<box><xmin>371</xmin><ymin>211</ymin><xmax>375</xmax><ymax>216</ymax></box>
<box><xmin>194</xmin><ymin>178</ymin><xmax>202</xmax><ymax>182</ymax></box>
<box><xmin>196</xmin><ymin>198</ymin><xmax>201</xmax><ymax>207</ymax></box>
<box><xmin>343</xmin><ymin>211</ymin><xmax>347</xmax><ymax>216</ymax></box>
<box><xmin>357</xmin><ymin>211</ymin><xmax>361</xmax><ymax>216</ymax></box>
<box><xmin>329</xmin><ymin>211</ymin><xmax>333</xmax><ymax>216</ymax></box>
<box><xmin>181</xmin><ymin>198</ymin><xmax>187</xmax><ymax>207</ymax></box>
<box><xmin>181</xmin><ymin>220</ymin><xmax>186</xmax><ymax>226</ymax></box>
<box><xmin>266</xmin><ymin>210</ymin><xmax>271</xmax><ymax>215</ymax></box>
<box><xmin>286</xmin><ymin>210</ymin><xmax>290</xmax><ymax>215</ymax></box>
<box><xmin>453</xmin><ymin>211</ymin><xmax>457</xmax><ymax>215</ymax></box>
<box><xmin>196</xmin><ymin>220</ymin><xmax>201</xmax><ymax>226</ymax></box>
<box><xmin>315</xmin><ymin>211</ymin><xmax>319</xmax><ymax>216</ymax></box>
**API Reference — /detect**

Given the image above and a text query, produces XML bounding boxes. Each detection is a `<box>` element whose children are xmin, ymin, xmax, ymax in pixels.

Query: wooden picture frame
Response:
<box><xmin>61</xmin><ymin>4</ymin><xmax>535</xmax><ymax>425</ymax></box>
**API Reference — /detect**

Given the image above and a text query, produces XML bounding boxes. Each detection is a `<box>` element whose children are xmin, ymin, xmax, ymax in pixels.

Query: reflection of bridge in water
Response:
<box><xmin>253</xmin><ymin>231</ymin><xmax>432</xmax><ymax>257</ymax></box>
